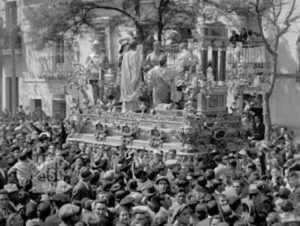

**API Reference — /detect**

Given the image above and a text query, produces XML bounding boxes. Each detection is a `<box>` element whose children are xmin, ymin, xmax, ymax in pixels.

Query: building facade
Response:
<box><xmin>0</xmin><ymin>0</ymin><xmax>132</xmax><ymax>117</ymax></box>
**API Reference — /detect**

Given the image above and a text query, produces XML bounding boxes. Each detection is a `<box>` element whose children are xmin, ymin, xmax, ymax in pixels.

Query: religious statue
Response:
<box><xmin>175</xmin><ymin>43</ymin><xmax>193</xmax><ymax>74</ymax></box>
<box><xmin>144</xmin><ymin>41</ymin><xmax>164</xmax><ymax>74</ymax></box>
<box><xmin>121</xmin><ymin>123</ymin><xmax>139</xmax><ymax>145</ymax></box>
<box><xmin>149</xmin><ymin>126</ymin><xmax>165</xmax><ymax>148</ymax></box>
<box><xmin>120</xmin><ymin>40</ymin><xmax>143</xmax><ymax>113</ymax></box>
<box><xmin>147</xmin><ymin>54</ymin><xmax>178</xmax><ymax>108</ymax></box>
<box><xmin>86</xmin><ymin>40</ymin><xmax>109</xmax><ymax>105</ymax></box>
<box><xmin>95</xmin><ymin>122</ymin><xmax>109</xmax><ymax>141</ymax></box>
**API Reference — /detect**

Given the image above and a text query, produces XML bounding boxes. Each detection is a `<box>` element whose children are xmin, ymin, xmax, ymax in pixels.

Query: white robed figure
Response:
<box><xmin>121</xmin><ymin>40</ymin><xmax>143</xmax><ymax>113</ymax></box>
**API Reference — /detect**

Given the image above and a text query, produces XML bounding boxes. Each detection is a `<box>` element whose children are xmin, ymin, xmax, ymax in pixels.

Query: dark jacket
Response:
<box><xmin>72</xmin><ymin>181</ymin><xmax>95</xmax><ymax>201</ymax></box>
<box><xmin>253</xmin><ymin>122</ymin><xmax>265</xmax><ymax>141</ymax></box>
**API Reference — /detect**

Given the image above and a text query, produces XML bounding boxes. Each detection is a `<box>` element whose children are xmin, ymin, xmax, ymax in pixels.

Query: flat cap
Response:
<box><xmin>165</xmin><ymin>159</ymin><xmax>179</xmax><ymax>168</ymax></box>
<box><xmin>25</xmin><ymin>219</ymin><xmax>42</xmax><ymax>226</ymax></box>
<box><xmin>80</xmin><ymin>167</ymin><xmax>92</xmax><ymax>179</ymax></box>
<box><xmin>59</xmin><ymin>204</ymin><xmax>80</xmax><ymax>218</ymax></box>
<box><xmin>51</xmin><ymin>193</ymin><xmax>69</xmax><ymax>204</ymax></box>
<box><xmin>55</xmin><ymin>180</ymin><xmax>72</xmax><ymax>194</ymax></box>
<box><xmin>4</xmin><ymin>183</ymin><xmax>19</xmax><ymax>193</ymax></box>
<box><xmin>120</xmin><ymin>196</ymin><xmax>135</xmax><ymax>207</ymax></box>
<box><xmin>37</xmin><ymin>201</ymin><xmax>51</xmax><ymax>213</ymax></box>
<box><xmin>62</xmin><ymin>143</ymin><xmax>72</xmax><ymax>150</ymax></box>
<box><xmin>29</xmin><ymin>186</ymin><xmax>44</xmax><ymax>194</ymax></box>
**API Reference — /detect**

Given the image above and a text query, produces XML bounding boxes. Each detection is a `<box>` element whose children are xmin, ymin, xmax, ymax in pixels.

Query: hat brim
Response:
<box><xmin>155</xmin><ymin>176</ymin><xmax>170</xmax><ymax>185</ymax></box>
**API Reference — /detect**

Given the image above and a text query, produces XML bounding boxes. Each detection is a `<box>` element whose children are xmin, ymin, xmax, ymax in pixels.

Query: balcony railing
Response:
<box><xmin>39</xmin><ymin>56</ymin><xmax>73</xmax><ymax>79</ymax></box>
<box><xmin>227</xmin><ymin>41</ymin><xmax>268</xmax><ymax>67</ymax></box>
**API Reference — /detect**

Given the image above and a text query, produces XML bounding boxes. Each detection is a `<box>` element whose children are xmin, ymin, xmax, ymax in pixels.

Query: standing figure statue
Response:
<box><xmin>144</xmin><ymin>41</ymin><xmax>164</xmax><ymax>74</ymax></box>
<box><xmin>147</xmin><ymin>54</ymin><xmax>178</xmax><ymax>107</ymax></box>
<box><xmin>176</xmin><ymin>43</ymin><xmax>192</xmax><ymax>75</ymax></box>
<box><xmin>120</xmin><ymin>40</ymin><xmax>143</xmax><ymax>113</ymax></box>
<box><xmin>86</xmin><ymin>40</ymin><xmax>109</xmax><ymax>105</ymax></box>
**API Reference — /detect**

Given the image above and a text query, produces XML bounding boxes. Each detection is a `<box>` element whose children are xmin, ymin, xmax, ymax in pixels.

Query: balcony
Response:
<box><xmin>227</xmin><ymin>41</ymin><xmax>269</xmax><ymax>68</ymax></box>
<box><xmin>38</xmin><ymin>56</ymin><xmax>74</xmax><ymax>80</ymax></box>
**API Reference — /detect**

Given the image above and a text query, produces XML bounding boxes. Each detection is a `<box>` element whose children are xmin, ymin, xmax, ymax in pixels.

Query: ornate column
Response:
<box><xmin>200</xmin><ymin>40</ymin><xmax>210</xmax><ymax>77</ymax></box>
<box><xmin>218</xmin><ymin>41</ymin><xmax>228</xmax><ymax>85</ymax></box>
<box><xmin>212</xmin><ymin>41</ymin><xmax>222</xmax><ymax>82</ymax></box>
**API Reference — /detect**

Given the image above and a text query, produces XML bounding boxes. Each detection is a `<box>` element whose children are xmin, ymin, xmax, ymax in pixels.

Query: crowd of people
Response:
<box><xmin>0</xmin><ymin>108</ymin><xmax>300</xmax><ymax>226</ymax></box>
<box><xmin>229</xmin><ymin>28</ymin><xmax>262</xmax><ymax>47</ymax></box>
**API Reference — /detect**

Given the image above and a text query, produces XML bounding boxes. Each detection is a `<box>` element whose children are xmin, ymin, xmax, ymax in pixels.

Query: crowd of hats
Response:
<box><xmin>0</xmin><ymin>117</ymin><xmax>300</xmax><ymax>226</ymax></box>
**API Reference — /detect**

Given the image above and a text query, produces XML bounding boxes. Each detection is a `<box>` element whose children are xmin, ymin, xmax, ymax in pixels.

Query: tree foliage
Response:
<box><xmin>25</xmin><ymin>0</ymin><xmax>199</xmax><ymax>50</ymax></box>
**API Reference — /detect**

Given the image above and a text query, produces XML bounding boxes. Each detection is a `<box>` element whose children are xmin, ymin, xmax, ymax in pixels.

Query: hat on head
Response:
<box><xmin>142</xmin><ymin>185</ymin><xmax>157</xmax><ymax>197</ymax></box>
<box><xmin>249</xmin><ymin>184</ymin><xmax>259</xmax><ymax>194</ymax></box>
<box><xmin>62</xmin><ymin>143</ymin><xmax>72</xmax><ymax>150</ymax></box>
<box><xmin>29</xmin><ymin>186</ymin><xmax>44</xmax><ymax>195</ymax></box>
<box><xmin>51</xmin><ymin>193</ymin><xmax>69</xmax><ymax>204</ymax></box>
<box><xmin>120</xmin><ymin>196</ymin><xmax>135</xmax><ymax>207</ymax></box>
<box><xmin>59</xmin><ymin>204</ymin><xmax>80</xmax><ymax>218</ymax></box>
<box><xmin>278</xmin><ymin>187</ymin><xmax>291</xmax><ymax>199</ymax></box>
<box><xmin>165</xmin><ymin>159</ymin><xmax>179</xmax><ymax>168</ymax></box>
<box><xmin>102</xmin><ymin>170</ymin><xmax>114</xmax><ymax>181</ymax></box>
<box><xmin>110</xmin><ymin>183</ymin><xmax>122</xmax><ymax>193</ymax></box>
<box><xmin>155</xmin><ymin>176</ymin><xmax>170</xmax><ymax>185</ymax></box>
<box><xmin>37</xmin><ymin>201</ymin><xmax>51</xmax><ymax>213</ymax></box>
<box><xmin>4</xmin><ymin>183</ymin><xmax>19</xmax><ymax>193</ymax></box>
<box><xmin>55</xmin><ymin>180</ymin><xmax>72</xmax><ymax>194</ymax></box>
<box><xmin>80</xmin><ymin>167</ymin><xmax>92</xmax><ymax>179</ymax></box>
<box><xmin>115</xmin><ymin>190</ymin><xmax>127</xmax><ymax>202</ymax></box>
<box><xmin>25</xmin><ymin>219</ymin><xmax>42</xmax><ymax>226</ymax></box>
<box><xmin>171</xmin><ymin>204</ymin><xmax>189</xmax><ymax>224</ymax></box>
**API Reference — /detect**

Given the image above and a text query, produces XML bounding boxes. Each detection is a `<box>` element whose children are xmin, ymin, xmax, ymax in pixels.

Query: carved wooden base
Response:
<box><xmin>197</xmin><ymin>86</ymin><xmax>227</xmax><ymax>116</ymax></box>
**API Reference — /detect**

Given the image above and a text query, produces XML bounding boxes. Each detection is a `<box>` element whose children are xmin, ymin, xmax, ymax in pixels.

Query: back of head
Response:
<box><xmin>207</xmin><ymin>200</ymin><xmax>219</xmax><ymax>216</ymax></box>
<box><xmin>179</xmin><ymin>43</ymin><xmax>187</xmax><ymax>51</ymax></box>
<box><xmin>129</xmin><ymin>40</ymin><xmax>137</xmax><ymax>50</ymax></box>
<box><xmin>158</xmin><ymin>54</ymin><xmax>168</xmax><ymax>67</ymax></box>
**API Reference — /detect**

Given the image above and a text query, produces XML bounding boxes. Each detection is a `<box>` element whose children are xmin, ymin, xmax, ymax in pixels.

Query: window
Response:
<box><xmin>94</xmin><ymin>27</ymin><xmax>107</xmax><ymax>54</ymax></box>
<box><xmin>5</xmin><ymin>1</ymin><xmax>17</xmax><ymax>28</ymax></box>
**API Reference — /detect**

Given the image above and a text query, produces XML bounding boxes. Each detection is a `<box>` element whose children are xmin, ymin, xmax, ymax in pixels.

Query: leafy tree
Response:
<box><xmin>25</xmin><ymin>0</ymin><xmax>199</xmax><ymax>50</ymax></box>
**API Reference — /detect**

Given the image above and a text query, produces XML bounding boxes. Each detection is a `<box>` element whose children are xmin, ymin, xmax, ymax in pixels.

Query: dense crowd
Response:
<box><xmin>0</xmin><ymin>112</ymin><xmax>300</xmax><ymax>226</ymax></box>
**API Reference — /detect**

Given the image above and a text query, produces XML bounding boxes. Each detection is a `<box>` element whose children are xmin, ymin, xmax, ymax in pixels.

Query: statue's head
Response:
<box><xmin>153</xmin><ymin>41</ymin><xmax>161</xmax><ymax>50</ymax></box>
<box><xmin>92</xmin><ymin>40</ymin><xmax>101</xmax><ymax>53</ymax></box>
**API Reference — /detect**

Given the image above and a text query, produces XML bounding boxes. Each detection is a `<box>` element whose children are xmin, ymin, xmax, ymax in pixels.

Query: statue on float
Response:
<box><xmin>120</xmin><ymin>40</ymin><xmax>143</xmax><ymax>113</ymax></box>
<box><xmin>86</xmin><ymin>40</ymin><xmax>109</xmax><ymax>105</ymax></box>
<box><xmin>149</xmin><ymin>126</ymin><xmax>166</xmax><ymax>148</ymax></box>
<box><xmin>147</xmin><ymin>54</ymin><xmax>178</xmax><ymax>108</ymax></box>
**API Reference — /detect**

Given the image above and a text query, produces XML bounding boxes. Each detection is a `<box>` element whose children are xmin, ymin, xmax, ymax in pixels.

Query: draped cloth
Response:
<box><xmin>120</xmin><ymin>50</ymin><xmax>143</xmax><ymax>113</ymax></box>
<box><xmin>148</xmin><ymin>66</ymin><xmax>178</xmax><ymax>107</ymax></box>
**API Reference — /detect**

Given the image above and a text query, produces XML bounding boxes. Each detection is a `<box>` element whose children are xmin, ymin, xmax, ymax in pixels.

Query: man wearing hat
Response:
<box><xmin>45</xmin><ymin>194</ymin><xmax>69</xmax><ymax>226</ymax></box>
<box><xmin>59</xmin><ymin>204</ymin><xmax>81</xmax><ymax>226</ymax></box>
<box><xmin>4</xmin><ymin>183</ymin><xmax>19</xmax><ymax>212</ymax></box>
<box><xmin>26</xmin><ymin>186</ymin><xmax>44</xmax><ymax>220</ymax></box>
<box><xmin>72</xmin><ymin>167</ymin><xmax>95</xmax><ymax>201</ymax></box>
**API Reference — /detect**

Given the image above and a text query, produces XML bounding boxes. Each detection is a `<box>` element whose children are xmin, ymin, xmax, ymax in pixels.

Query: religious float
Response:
<box><xmin>66</xmin><ymin>20</ymin><xmax>246</xmax><ymax>157</ymax></box>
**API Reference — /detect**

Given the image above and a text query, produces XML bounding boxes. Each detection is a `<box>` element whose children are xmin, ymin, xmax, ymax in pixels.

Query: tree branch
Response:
<box><xmin>254</xmin><ymin>0</ymin><xmax>277</xmax><ymax>56</ymax></box>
